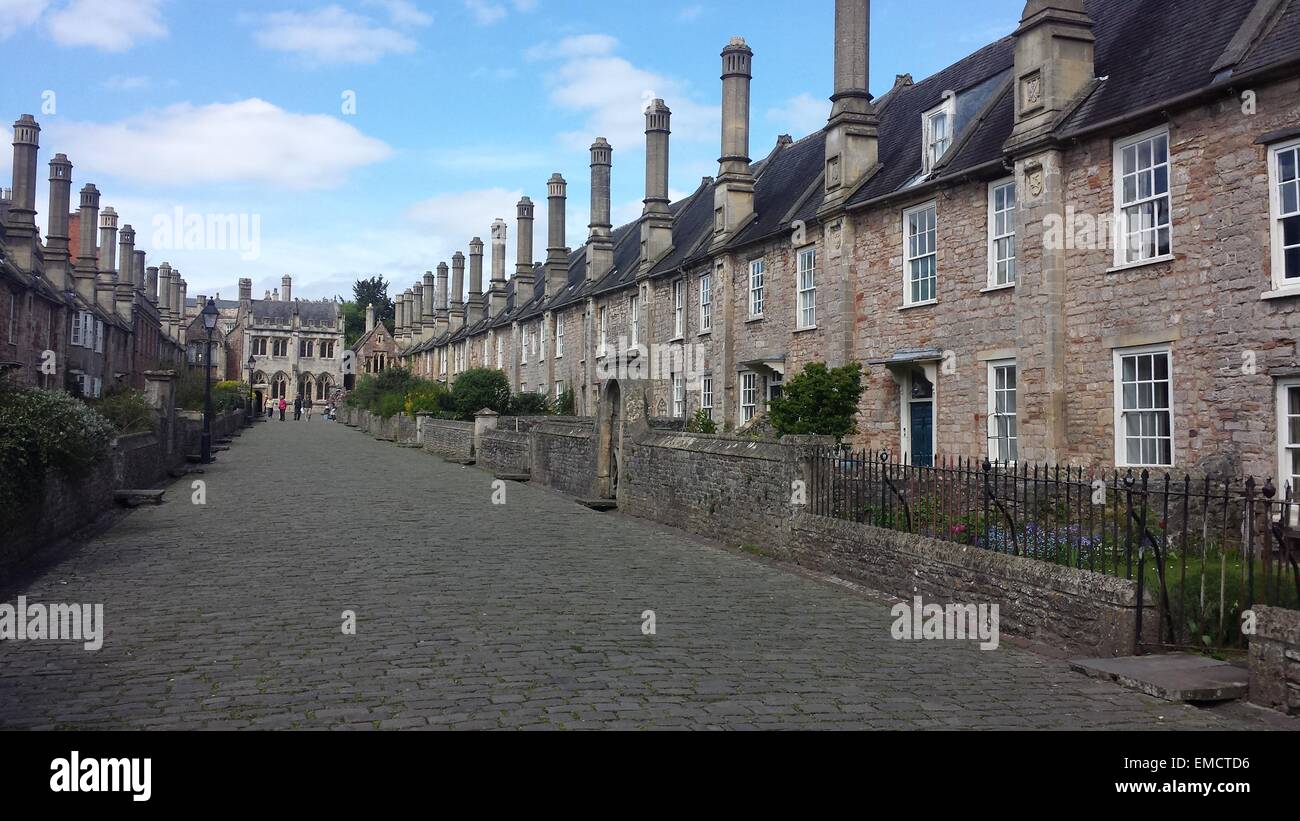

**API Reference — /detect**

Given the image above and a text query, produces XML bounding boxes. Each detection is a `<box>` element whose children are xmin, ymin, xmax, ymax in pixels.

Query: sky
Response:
<box><xmin>0</xmin><ymin>0</ymin><xmax>1025</xmax><ymax>302</ymax></box>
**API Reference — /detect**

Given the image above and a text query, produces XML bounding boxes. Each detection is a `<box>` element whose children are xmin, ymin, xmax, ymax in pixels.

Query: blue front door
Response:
<box><xmin>910</xmin><ymin>401</ymin><xmax>933</xmax><ymax>467</ymax></box>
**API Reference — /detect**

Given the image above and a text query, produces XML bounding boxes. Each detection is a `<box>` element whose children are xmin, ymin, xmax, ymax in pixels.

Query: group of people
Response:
<box><xmin>265</xmin><ymin>395</ymin><xmax>336</xmax><ymax>422</ymax></box>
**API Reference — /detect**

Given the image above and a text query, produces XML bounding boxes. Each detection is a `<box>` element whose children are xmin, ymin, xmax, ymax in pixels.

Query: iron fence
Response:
<box><xmin>809</xmin><ymin>448</ymin><xmax>1300</xmax><ymax>650</ymax></box>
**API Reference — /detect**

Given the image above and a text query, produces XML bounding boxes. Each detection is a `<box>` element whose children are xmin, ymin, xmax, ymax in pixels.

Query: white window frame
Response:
<box><xmin>701</xmin><ymin>375</ymin><xmax>714</xmax><ymax>420</ymax></box>
<box><xmin>555</xmin><ymin>316</ymin><xmax>564</xmax><ymax>358</ymax></box>
<box><xmin>1277</xmin><ymin>379</ymin><xmax>1300</xmax><ymax>498</ymax></box>
<box><xmin>539</xmin><ymin>320</ymin><xmax>546</xmax><ymax>361</ymax></box>
<box><xmin>598</xmin><ymin>306</ymin><xmax>608</xmax><ymax>355</ymax></box>
<box><xmin>1113</xmin><ymin>344</ymin><xmax>1174</xmax><ymax>468</ymax></box>
<box><xmin>630</xmin><ymin>293</ymin><xmax>640</xmax><ymax>347</ymax></box>
<box><xmin>740</xmin><ymin>371</ymin><xmax>758</xmax><ymax>425</ymax></box>
<box><xmin>987</xmin><ymin>178</ymin><xmax>1017</xmax><ymax>288</ymax></box>
<box><xmin>672</xmin><ymin>373</ymin><xmax>685</xmax><ymax>418</ymax></box>
<box><xmin>496</xmin><ymin>334</ymin><xmax>504</xmax><ymax>368</ymax></box>
<box><xmin>986</xmin><ymin>359</ymin><xmax>1018</xmax><ymax>464</ymax></box>
<box><xmin>748</xmin><ymin>259</ymin><xmax>765</xmax><ymax>319</ymax></box>
<box><xmin>796</xmin><ymin>247</ymin><xmax>817</xmax><ymax>329</ymax></box>
<box><xmin>6</xmin><ymin>292</ymin><xmax>15</xmax><ymax>344</ymax></box>
<box><xmin>922</xmin><ymin>97</ymin><xmax>955</xmax><ymax>174</ymax></box>
<box><xmin>903</xmin><ymin>201</ymin><xmax>938</xmax><ymax>306</ymax></box>
<box><xmin>673</xmin><ymin>279</ymin><xmax>685</xmax><ymax>339</ymax></box>
<box><xmin>699</xmin><ymin>271</ymin><xmax>713</xmax><ymax>333</ymax></box>
<box><xmin>1112</xmin><ymin>126</ymin><xmax>1173</xmax><ymax>267</ymax></box>
<box><xmin>71</xmin><ymin>310</ymin><xmax>84</xmax><ymax>347</ymax></box>
<box><xmin>1268</xmin><ymin>138</ymin><xmax>1300</xmax><ymax>292</ymax></box>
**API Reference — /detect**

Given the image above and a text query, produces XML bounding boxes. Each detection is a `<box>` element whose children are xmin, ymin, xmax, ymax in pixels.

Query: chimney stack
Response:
<box><xmin>6</xmin><ymin>115</ymin><xmax>40</xmax><ymax>270</ymax></box>
<box><xmin>450</xmin><ymin>252</ymin><xmax>466</xmax><ymax>330</ymax></box>
<box><xmin>157</xmin><ymin>262</ymin><xmax>173</xmax><ymax>322</ymax></box>
<box><xmin>412</xmin><ymin>283</ymin><xmax>425</xmax><ymax>336</ymax></box>
<box><xmin>95</xmin><ymin>207</ymin><xmax>119</xmax><ymax>312</ymax></box>
<box><xmin>115</xmin><ymin>224</ymin><xmax>136</xmax><ymax>320</ymax></box>
<box><xmin>45</xmin><ymin>153</ymin><xmax>73</xmax><ymax>290</ymax></box>
<box><xmin>239</xmin><ymin>277</ymin><xmax>252</xmax><ymax>304</ymax></box>
<box><xmin>134</xmin><ymin>251</ymin><xmax>146</xmax><ymax>296</ymax></box>
<box><xmin>147</xmin><ymin>266</ymin><xmax>159</xmax><ymax>305</ymax></box>
<box><xmin>1006</xmin><ymin>0</ymin><xmax>1095</xmax><ymax>151</ymax></box>
<box><xmin>515</xmin><ymin>197</ymin><xmax>535</xmax><ymax>291</ymax></box>
<box><xmin>435</xmin><ymin>262</ymin><xmax>450</xmax><ymax>335</ymax></box>
<box><xmin>422</xmin><ymin>271</ymin><xmax>435</xmax><ymax>338</ymax></box>
<box><xmin>587</xmin><ymin>138</ymin><xmax>614</xmax><ymax>282</ymax></box>
<box><xmin>713</xmin><ymin>38</ymin><xmax>755</xmax><ymax>241</ymax></box>
<box><xmin>640</xmin><ymin>99</ymin><xmax>673</xmax><ymax>272</ymax></box>
<box><xmin>74</xmin><ymin>184</ymin><xmax>100</xmax><ymax>303</ymax></box>
<box><xmin>823</xmin><ymin>0</ymin><xmax>879</xmax><ymax>208</ymax></box>
<box><xmin>365</xmin><ymin>303</ymin><xmax>376</xmax><ymax>334</ymax></box>
<box><xmin>468</xmin><ymin>236</ymin><xmax>485</xmax><ymax>323</ymax></box>
<box><xmin>281</xmin><ymin>274</ymin><xmax>292</xmax><ymax>303</ymax></box>
<box><xmin>545</xmin><ymin>173</ymin><xmax>569</xmax><ymax>297</ymax></box>
<box><xmin>490</xmin><ymin>218</ymin><xmax>508</xmax><ymax>316</ymax></box>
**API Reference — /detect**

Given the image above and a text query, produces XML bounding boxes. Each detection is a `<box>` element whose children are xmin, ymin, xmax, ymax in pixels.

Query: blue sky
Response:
<box><xmin>0</xmin><ymin>0</ymin><xmax>1024</xmax><ymax>301</ymax></box>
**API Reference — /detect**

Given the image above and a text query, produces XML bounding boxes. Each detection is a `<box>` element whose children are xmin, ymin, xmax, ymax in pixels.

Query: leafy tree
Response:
<box><xmin>451</xmin><ymin>368</ymin><xmax>511</xmax><ymax>419</ymax></box>
<box><xmin>769</xmin><ymin>362</ymin><xmax>864</xmax><ymax>440</ymax></box>
<box><xmin>341</xmin><ymin>302</ymin><xmax>364</xmax><ymax>347</ymax></box>
<box><xmin>351</xmin><ymin>276</ymin><xmax>394</xmax><ymax>329</ymax></box>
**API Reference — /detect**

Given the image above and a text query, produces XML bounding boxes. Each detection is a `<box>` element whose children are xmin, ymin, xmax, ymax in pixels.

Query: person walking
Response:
<box><xmin>278</xmin><ymin>396</ymin><xmax>287</xmax><ymax>421</ymax></box>
<box><xmin>304</xmin><ymin>397</ymin><xmax>313</xmax><ymax>421</ymax></box>
<box><xmin>293</xmin><ymin>395</ymin><xmax>302</xmax><ymax>421</ymax></box>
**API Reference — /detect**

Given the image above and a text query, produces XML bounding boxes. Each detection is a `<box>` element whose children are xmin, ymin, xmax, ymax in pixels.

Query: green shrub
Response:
<box><xmin>451</xmin><ymin>368</ymin><xmax>511</xmax><ymax>419</ymax></box>
<box><xmin>93</xmin><ymin>388</ymin><xmax>157</xmax><ymax>434</ymax></box>
<box><xmin>0</xmin><ymin>376</ymin><xmax>116</xmax><ymax>530</ymax></box>
<box><xmin>406</xmin><ymin>380</ymin><xmax>453</xmax><ymax>416</ymax></box>
<box><xmin>377</xmin><ymin>392</ymin><xmax>406</xmax><ymax>419</ymax></box>
<box><xmin>685</xmin><ymin>408</ymin><xmax>718</xmax><ymax>434</ymax></box>
<box><xmin>508</xmin><ymin>392</ymin><xmax>554</xmax><ymax>416</ymax></box>
<box><xmin>556</xmin><ymin>387</ymin><xmax>576</xmax><ymax>416</ymax></box>
<box><xmin>769</xmin><ymin>362</ymin><xmax>864</xmax><ymax>440</ymax></box>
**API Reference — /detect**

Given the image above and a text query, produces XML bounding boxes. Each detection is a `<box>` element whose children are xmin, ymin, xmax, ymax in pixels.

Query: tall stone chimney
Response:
<box><xmin>587</xmin><ymin>138</ymin><xmax>614</xmax><ymax>282</ymax></box>
<box><xmin>468</xmin><ymin>236</ymin><xmax>485</xmax><ymax>323</ymax></box>
<box><xmin>281</xmin><ymin>274</ymin><xmax>292</xmax><ymax>303</ymax></box>
<box><xmin>412</xmin><ymin>283</ymin><xmax>425</xmax><ymax>336</ymax></box>
<box><xmin>823</xmin><ymin>0</ymin><xmax>879</xmax><ymax>208</ymax></box>
<box><xmin>421</xmin><ymin>271</ymin><xmax>435</xmax><ymax>338</ymax></box>
<box><xmin>134</xmin><ymin>251</ymin><xmax>146</xmax><ymax>297</ymax></box>
<box><xmin>176</xmin><ymin>277</ymin><xmax>187</xmax><ymax>338</ymax></box>
<box><xmin>239</xmin><ymin>277</ymin><xmax>252</xmax><ymax>307</ymax></box>
<box><xmin>147</xmin><ymin>266</ymin><xmax>159</xmax><ymax>305</ymax></box>
<box><xmin>640</xmin><ymin>99</ymin><xmax>673</xmax><ymax>272</ymax></box>
<box><xmin>490</xmin><ymin>218</ymin><xmax>508</xmax><ymax>316</ymax></box>
<box><xmin>713</xmin><ymin>38</ymin><xmax>755</xmax><ymax>241</ymax></box>
<box><xmin>401</xmin><ymin>290</ymin><xmax>413</xmax><ymax>339</ymax></box>
<box><xmin>515</xmin><ymin>197</ymin><xmax>535</xmax><ymax>292</ymax></box>
<box><xmin>450</xmin><ymin>252</ymin><xmax>466</xmax><ymax>330</ymax></box>
<box><xmin>545</xmin><ymin>174</ymin><xmax>569</xmax><ymax>297</ymax></box>
<box><xmin>157</xmin><ymin>262</ymin><xmax>173</xmax><ymax>322</ymax></box>
<box><xmin>365</xmin><ymin>303</ymin><xmax>376</xmax><ymax>334</ymax></box>
<box><xmin>45</xmin><ymin>153</ymin><xmax>73</xmax><ymax>290</ymax></box>
<box><xmin>6</xmin><ymin>115</ymin><xmax>40</xmax><ymax>270</ymax></box>
<box><xmin>95</xmin><ymin>207</ymin><xmax>119</xmax><ymax>312</ymax></box>
<box><xmin>115</xmin><ymin>224</ymin><xmax>136</xmax><ymax>320</ymax></box>
<box><xmin>1006</xmin><ymin>0</ymin><xmax>1095</xmax><ymax>152</ymax></box>
<box><xmin>435</xmin><ymin>262</ymin><xmax>450</xmax><ymax>335</ymax></box>
<box><xmin>74</xmin><ymin>184</ymin><xmax>100</xmax><ymax>303</ymax></box>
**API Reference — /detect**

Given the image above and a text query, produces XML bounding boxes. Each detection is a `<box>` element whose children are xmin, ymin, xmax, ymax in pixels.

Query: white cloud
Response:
<box><xmin>47</xmin><ymin>99</ymin><xmax>392</xmax><ymax>190</ymax></box>
<box><xmin>250</xmin><ymin>5</ymin><xmax>420</xmax><ymax>65</ymax></box>
<box><xmin>766</xmin><ymin>92</ymin><xmax>828</xmax><ymax>139</ymax></box>
<box><xmin>464</xmin><ymin>0</ymin><xmax>536</xmax><ymax>26</ymax></box>
<box><xmin>0</xmin><ymin>0</ymin><xmax>47</xmax><ymax>40</ymax></box>
<box><xmin>532</xmin><ymin>34</ymin><xmax>719</xmax><ymax>153</ymax></box>
<box><xmin>48</xmin><ymin>0</ymin><xmax>166</xmax><ymax>52</ymax></box>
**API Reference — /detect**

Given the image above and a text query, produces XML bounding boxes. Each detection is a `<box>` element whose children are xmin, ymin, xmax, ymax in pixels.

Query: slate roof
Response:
<box><xmin>250</xmin><ymin>299</ymin><xmax>339</xmax><ymax>324</ymax></box>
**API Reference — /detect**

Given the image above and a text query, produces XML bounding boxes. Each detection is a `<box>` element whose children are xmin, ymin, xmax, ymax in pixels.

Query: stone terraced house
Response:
<box><xmin>1</xmin><ymin>115</ymin><xmax>184</xmax><ymax>396</ymax></box>
<box><xmin>394</xmin><ymin>0</ymin><xmax>1300</xmax><ymax>487</ymax></box>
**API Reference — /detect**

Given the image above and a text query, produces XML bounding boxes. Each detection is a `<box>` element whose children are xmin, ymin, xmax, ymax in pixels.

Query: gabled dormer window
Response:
<box><xmin>923</xmin><ymin>97</ymin><xmax>955</xmax><ymax>174</ymax></box>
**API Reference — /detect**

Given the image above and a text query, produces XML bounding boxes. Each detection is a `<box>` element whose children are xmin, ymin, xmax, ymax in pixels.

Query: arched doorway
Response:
<box><xmin>596</xmin><ymin>380</ymin><xmax>622</xmax><ymax>500</ymax></box>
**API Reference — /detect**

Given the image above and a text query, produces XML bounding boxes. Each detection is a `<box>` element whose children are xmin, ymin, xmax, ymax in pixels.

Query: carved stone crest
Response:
<box><xmin>1026</xmin><ymin>166</ymin><xmax>1045</xmax><ymax>198</ymax></box>
<box><xmin>1022</xmin><ymin>71</ymin><xmax>1042</xmax><ymax>111</ymax></box>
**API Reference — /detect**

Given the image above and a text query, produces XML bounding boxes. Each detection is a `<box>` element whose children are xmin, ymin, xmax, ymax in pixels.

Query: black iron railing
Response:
<box><xmin>809</xmin><ymin>449</ymin><xmax>1300</xmax><ymax>650</ymax></box>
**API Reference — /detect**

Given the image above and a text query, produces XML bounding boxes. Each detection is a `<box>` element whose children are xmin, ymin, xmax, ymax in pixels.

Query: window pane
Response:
<box><xmin>1123</xmin><ymin>145</ymin><xmax>1137</xmax><ymax>175</ymax></box>
<box><xmin>1287</xmin><ymin>247</ymin><xmax>1300</xmax><ymax>279</ymax></box>
<box><xmin>1280</xmin><ymin>149</ymin><xmax>1297</xmax><ymax>183</ymax></box>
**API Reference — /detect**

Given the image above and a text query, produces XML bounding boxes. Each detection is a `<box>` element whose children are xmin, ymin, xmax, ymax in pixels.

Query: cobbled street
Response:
<box><xmin>0</xmin><ymin>419</ymin><xmax>1285</xmax><ymax>730</ymax></box>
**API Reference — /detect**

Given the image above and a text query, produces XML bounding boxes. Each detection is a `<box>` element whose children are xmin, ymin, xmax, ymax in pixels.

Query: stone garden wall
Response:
<box><xmin>420</xmin><ymin>417</ymin><xmax>475</xmax><ymax>460</ymax></box>
<box><xmin>1249</xmin><ymin>605</ymin><xmax>1300</xmax><ymax>716</ymax></box>
<box><xmin>529</xmin><ymin>419</ymin><xmax>596</xmax><ymax>497</ymax></box>
<box><xmin>479</xmin><ymin>429</ymin><xmax>531</xmax><ymax>476</ymax></box>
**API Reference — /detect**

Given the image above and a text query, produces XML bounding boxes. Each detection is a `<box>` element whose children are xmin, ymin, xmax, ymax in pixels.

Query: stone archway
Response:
<box><xmin>595</xmin><ymin>379</ymin><xmax>622</xmax><ymax>500</ymax></box>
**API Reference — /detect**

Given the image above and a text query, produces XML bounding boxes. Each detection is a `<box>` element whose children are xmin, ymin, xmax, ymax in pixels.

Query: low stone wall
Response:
<box><xmin>395</xmin><ymin>414</ymin><xmax>418</xmax><ymax>446</ymax></box>
<box><xmin>530</xmin><ymin>419</ymin><xmax>595</xmax><ymax>497</ymax></box>
<box><xmin>1249</xmin><ymin>605</ymin><xmax>1300</xmax><ymax>716</ymax></box>
<box><xmin>480</xmin><ymin>429</ymin><xmax>531</xmax><ymax>475</ymax></box>
<box><xmin>621</xmin><ymin>428</ymin><xmax>818</xmax><ymax>552</ymax></box>
<box><xmin>787</xmin><ymin>513</ymin><xmax>1152</xmax><ymax>656</ymax></box>
<box><xmin>421</xmin><ymin>418</ymin><xmax>474</xmax><ymax>460</ymax></box>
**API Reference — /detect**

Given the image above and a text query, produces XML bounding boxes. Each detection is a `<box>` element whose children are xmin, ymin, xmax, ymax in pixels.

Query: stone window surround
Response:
<box><xmin>796</xmin><ymin>245</ymin><xmax>817</xmax><ymax>331</ymax></box>
<box><xmin>1275</xmin><ymin>377</ymin><xmax>1300</xmax><ymax>500</ymax></box>
<box><xmin>987</xmin><ymin>176</ymin><xmax>1017</xmax><ymax>289</ymax></box>
<box><xmin>1266</xmin><ymin>137</ymin><xmax>1300</xmax><ymax>296</ymax></box>
<box><xmin>902</xmin><ymin>200</ymin><xmax>938</xmax><ymax>308</ymax></box>
<box><xmin>1112</xmin><ymin>124</ymin><xmax>1173</xmax><ymax>269</ymax></box>
<box><xmin>986</xmin><ymin>358</ymin><xmax>1018</xmax><ymax>464</ymax></box>
<box><xmin>1112</xmin><ymin>342</ymin><xmax>1175</xmax><ymax>469</ymax></box>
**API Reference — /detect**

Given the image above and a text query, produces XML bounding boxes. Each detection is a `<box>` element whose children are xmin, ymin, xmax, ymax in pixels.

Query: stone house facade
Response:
<box><xmin>394</xmin><ymin>0</ymin><xmax>1300</xmax><ymax>487</ymax></box>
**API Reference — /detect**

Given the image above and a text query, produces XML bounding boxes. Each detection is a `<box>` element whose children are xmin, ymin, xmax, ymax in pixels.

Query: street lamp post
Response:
<box><xmin>200</xmin><ymin>297</ymin><xmax>219</xmax><ymax>464</ymax></box>
<box><xmin>246</xmin><ymin>354</ymin><xmax>257</xmax><ymax>426</ymax></box>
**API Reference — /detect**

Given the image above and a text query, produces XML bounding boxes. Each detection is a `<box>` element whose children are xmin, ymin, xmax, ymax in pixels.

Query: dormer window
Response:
<box><xmin>923</xmin><ymin>98</ymin><xmax>955</xmax><ymax>174</ymax></box>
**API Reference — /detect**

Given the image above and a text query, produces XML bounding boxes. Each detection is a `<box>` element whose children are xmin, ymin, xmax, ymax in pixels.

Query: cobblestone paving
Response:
<box><xmin>0</xmin><ymin>418</ymin><xmax>1284</xmax><ymax>730</ymax></box>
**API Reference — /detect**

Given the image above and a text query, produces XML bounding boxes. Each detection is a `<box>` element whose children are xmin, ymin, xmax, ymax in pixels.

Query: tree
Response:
<box><xmin>351</xmin><ymin>276</ymin><xmax>394</xmax><ymax>328</ymax></box>
<box><xmin>450</xmin><ymin>368</ymin><xmax>512</xmax><ymax>419</ymax></box>
<box><xmin>769</xmin><ymin>362</ymin><xmax>864</xmax><ymax>440</ymax></box>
